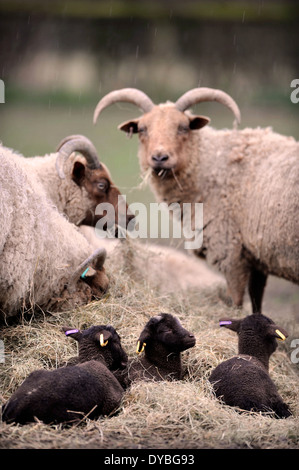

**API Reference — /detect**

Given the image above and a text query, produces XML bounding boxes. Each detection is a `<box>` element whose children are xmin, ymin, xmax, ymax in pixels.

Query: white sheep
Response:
<box><xmin>93</xmin><ymin>87</ymin><xmax>299</xmax><ymax>313</ymax></box>
<box><xmin>0</xmin><ymin>145</ymin><xmax>108</xmax><ymax>319</ymax></box>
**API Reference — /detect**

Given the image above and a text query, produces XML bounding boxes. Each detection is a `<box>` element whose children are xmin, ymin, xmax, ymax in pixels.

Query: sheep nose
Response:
<box><xmin>152</xmin><ymin>153</ymin><xmax>169</xmax><ymax>163</ymax></box>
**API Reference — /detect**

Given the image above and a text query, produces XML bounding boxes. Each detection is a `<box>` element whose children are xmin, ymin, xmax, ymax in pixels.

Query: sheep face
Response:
<box><xmin>137</xmin><ymin>313</ymin><xmax>196</xmax><ymax>354</ymax></box>
<box><xmin>63</xmin><ymin>325</ymin><xmax>128</xmax><ymax>370</ymax></box>
<box><xmin>71</xmin><ymin>161</ymin><xmax>134</xmax><ymax>230</ymax></box>
<box><xmin>219</xmin><ymin>313</ymin><xmax>288</xmax><ymax>364</ymax></box>
<box><xmin>119</xmin><ymin>104</ymin><xmax>209</xmax><ymax>179</ymax></box>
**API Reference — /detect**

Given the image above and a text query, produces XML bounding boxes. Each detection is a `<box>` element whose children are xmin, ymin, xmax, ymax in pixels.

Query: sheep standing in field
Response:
<box><xmin>93</xmin><ymin>87</ymin><xmax>299</xmax><ymax>313</ymax></box>
<box><xmin>0</xmin><ymin>147</ymin><xmax>109</xmax><ymax>319</ymax></box>
<box><xmin>209</xmin><ymin>313</ymin><xmax>291</xmax><ymax>418</ymax></box>
<box><xmin>6</xmin><ymin>134</ymin><xmax>133</xmax><ymax>231</ymax></box>
<box><xmin>116</xmin><ymin>313</ymin><xmax>196</xmax><ymax>388</ymax></box>
<box><xmin>2</xmin><ymin>325</ymin><xmax>128</xmax><ymax>425</ymax></box>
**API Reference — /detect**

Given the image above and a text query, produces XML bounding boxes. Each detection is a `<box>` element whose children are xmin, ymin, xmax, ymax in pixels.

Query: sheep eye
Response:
<box><xmin>97</xmin><ymin>180</ymin><xmax>108</xmax><ymax>192</ymax></box>
<box><xmin>178</xmin><ymin>124</ymin><xmax>189</xmax><ymax>134</ymax></box>
<box><xmin>138</xmin><ymin>126</ymin><xmax>147</xmax><ymax>135</ymax></box>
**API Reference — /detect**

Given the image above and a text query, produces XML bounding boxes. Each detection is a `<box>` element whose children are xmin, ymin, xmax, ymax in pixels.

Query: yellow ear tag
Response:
<box><xmin>100</xmin><ymin>334</ymin><xmax>108</xmax><ymax>347</ymax></box>
<box><xmin>275</xmin><ymin>329</ymin><xmax>286</xmax><ymax>342</ymax></box>
<box><xmin>136</xmin><ymin>341</ymin><xmax>146</xmax><ymax>354</ymax></box>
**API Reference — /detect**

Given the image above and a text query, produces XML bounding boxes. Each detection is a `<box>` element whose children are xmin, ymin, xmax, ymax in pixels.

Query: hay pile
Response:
<box><xmin>0</xmin><ymin>259</ymin><xmax>298</xmax><ymax>449</ymax></box>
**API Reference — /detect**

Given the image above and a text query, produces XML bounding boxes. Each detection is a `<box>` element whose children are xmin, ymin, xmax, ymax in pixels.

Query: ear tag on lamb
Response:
<box><xmin>65</xmin><ymin>329</ymin><xmax>80</xmax><ymax>336</ymax></box>
<box><xmin>136</xmin><ymin>341</ymin><xmax>146</xmax><ymax>354</ymax></box>
<box><xmin>100</xmin><ymin>334</ymin><xmax>108</xmax><ymax>347</ymax></box>
<box><xmin>275</xmin><ymin>329</ymin><xmax>286</xmax><ymax>342</ymax></box>
<box><xmin>219</xmin><ymin>320</ymin><xmax>232</xmax><ymax>327</ymax></box>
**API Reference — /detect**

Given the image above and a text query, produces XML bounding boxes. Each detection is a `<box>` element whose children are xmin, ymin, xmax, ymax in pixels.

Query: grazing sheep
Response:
<box><xmin>209</xmin><ymin>313</ymin><xmax>291</xmax><ymax>418</ymax></box>
<box><xmin>2</xmin><ymin>325</ymin><xmax>127</xmax><ymax>425</ymax></box>
<box><xmin>117</xmin><ymin>313</ymin><xmax>196</xmax><ymax>387</ymax></box>
<box><xmin>93</xmin><ymin>87</ymin><xmax>299</xmax><ymax>313</ymax></box>
<box><xmin>0</xmin><ymin>147</ymin><xmax>108</xmax><ymax>319</ymax></box>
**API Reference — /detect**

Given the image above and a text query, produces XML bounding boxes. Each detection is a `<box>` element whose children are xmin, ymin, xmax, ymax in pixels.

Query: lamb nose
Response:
<box><xmin>152</xmin><ymin>153</ymin><xmax>169</xmax><ymax>163</ymax></box>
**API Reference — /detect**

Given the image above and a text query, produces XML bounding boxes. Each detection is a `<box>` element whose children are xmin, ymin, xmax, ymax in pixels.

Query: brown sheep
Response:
<box><xmin>93</xmin><ymin>87</ymin><xmax>299</xmax><ymax>314</ymax></box>
<box><xmin>23</xmin><ymin>134</ymin><xmax>134</xmax><ymax>231</ymax></box>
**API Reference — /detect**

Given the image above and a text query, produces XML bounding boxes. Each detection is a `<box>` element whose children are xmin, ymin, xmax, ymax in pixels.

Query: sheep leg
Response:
<box><xmin>248</xmin><ymin>268</ymin><xmax>267</xmax><ymax>314</ymax></box>
<box><xmin>225</xmin><ymin>263</ymin><xmax>250</xmax><ymax>308</ymax></box>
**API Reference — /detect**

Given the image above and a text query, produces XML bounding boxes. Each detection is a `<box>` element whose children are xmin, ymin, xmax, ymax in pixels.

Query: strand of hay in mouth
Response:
<box><xmin>138</xmin><ymin>168</ymin><xmax>152</xmax><ymax>190</ymax></box>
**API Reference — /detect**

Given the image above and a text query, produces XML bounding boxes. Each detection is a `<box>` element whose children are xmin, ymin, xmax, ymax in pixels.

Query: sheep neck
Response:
<box><xmin>238</xmin><ymin>337</ymin><xmax>271</xmax><ymax>371</ymax></box>
<box><xmin>143</xmin><ymin>342</ymin><xmax>182</xmax><ymax>380</ymax></box>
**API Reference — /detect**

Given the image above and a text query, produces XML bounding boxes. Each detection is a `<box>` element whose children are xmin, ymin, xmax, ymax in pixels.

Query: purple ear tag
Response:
<box><xmin>219</xmin><ymin>320</ymin><xmax>232</xmax><ymax>327</ymax></box>
<box><xmin>65</xmin><ymin>329</ymin><xmax>79</xmax><ymax>336</ymax></box>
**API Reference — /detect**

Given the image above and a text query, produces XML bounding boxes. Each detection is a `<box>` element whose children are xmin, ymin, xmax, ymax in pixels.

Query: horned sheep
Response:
<box><xmin>209</xmin><ymin>313</ymin><xmax>291</xmax><ymax>418</ymax></box>
<box><xmin>2</xmin><ymin>325</ymin><xmax>128</xmax><ymax>425</ymax></box>
<box><xmin>0</xmin><ymin>146</ymin><xmax>108</xmax><ymax>319</ymax></box>
<box><xmin>5</xmin><ymin>134</ymin><xmax>133</xmax><ymax>230</ymax></box>
<box><xmin>93</xmin><ymin>87</ymin><xmax>299</xmax><ymax>314</ymax></box>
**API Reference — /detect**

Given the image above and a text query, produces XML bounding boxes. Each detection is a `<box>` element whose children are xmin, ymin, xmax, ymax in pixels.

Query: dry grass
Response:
<box><xmin>0</xmin><ymin>261</ymin><xmax>298</xmax><ymax>449</ymax></box>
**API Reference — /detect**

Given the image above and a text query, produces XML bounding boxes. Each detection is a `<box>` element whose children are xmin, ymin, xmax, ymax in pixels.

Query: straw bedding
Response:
<box><xmin>0</xmin><ymin>260</ymin><xmax>298</xmax><ymax>449</ymax></box>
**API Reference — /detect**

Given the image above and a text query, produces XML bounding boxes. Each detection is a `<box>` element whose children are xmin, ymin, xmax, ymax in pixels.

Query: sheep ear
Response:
<box><xmin>189</xmin><ymin>115</ymin><xmax>210</xmax><ymax>130</ymax></box>
<box><xmin>95</xmin><ymin>329</ymin><xmax>112</xmax><ymax>347</ymax></box>
<box><xmin>118</xmin><ymin>119</ymin><xmax>139</xmax><ymax>135</ymax></box>
<box><xmin>268</xmin><ymin>324</ymin><xmax>289</xmax><ymax>342</ymax></box>
<box><xmin>219</xmin><ymin>318</ymin><xmax>242</xmax><ymax>333</ymax></box>
<box><xmin>62</xmin><ymin>326</ymin><xmax>82</xmax><ymax>341</ymax></box>
<box><xmin>72</xmin><ymin>161</ymin><xmax>86</xmax><ymax>186</ymax></box>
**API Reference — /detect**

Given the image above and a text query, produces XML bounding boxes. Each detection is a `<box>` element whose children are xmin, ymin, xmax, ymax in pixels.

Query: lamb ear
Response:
<box><xmin>268</xmin><ymin>324</ymin><xmax>289</xmax><ymax>342</ymax></box>
<box><xmin>62</xmin><ymin>326</ymin><xmax>82</xmax><ymax>341</ymax></box>
<box><xmin>219</xmin><ymin>318</ymin><xmax>242</xmax><ymax>333</ymax></box>
<box><xmin>95</xmin><ymin>329</ymin><xmax>112</xmax><ymax>347</ymax></box>
<box><xmin>136</xmin><ymin>315</ymin><xmax>162</xmax><ymax>352</ymax></box>
<box><xmin>118</xmin><ymin>119</ymin><xmax>139</xmax><ymax>135</ymax></box>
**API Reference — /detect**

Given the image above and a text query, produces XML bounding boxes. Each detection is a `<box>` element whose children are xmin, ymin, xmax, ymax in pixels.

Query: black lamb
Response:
<box><xmin>2</xmin><ymin>325</ymin><xmax>128</xmax><ymax>425</ymax></box>
<box><xmin>209</xmin><ymin>313</ymin><xmax>291</xmax><ymax>418</ymax></box>
<box><xmin>117</xmin><ymin>313</ymin><xmax>196</xmax><ymax>387</ymax></box>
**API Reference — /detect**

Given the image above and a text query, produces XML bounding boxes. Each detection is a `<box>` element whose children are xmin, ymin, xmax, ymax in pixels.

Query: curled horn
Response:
<box><xmin>67</xmin><ymin>247</ymin><xmax>107</xmax><ymax>293</ymax></box>
<box><xmin>55</xmin><ymin>135</ymin><xmax>101</xmax><ymax>179</ymax></box>
<box><xmin>93</xmin><ymin>88</ymin><xmax>154</xmax><ymax>124</ymax></box>
<box><xmin>175</xmin><ymin>87</ymin><xmax>241</xmax><ymax>126</ymax></box>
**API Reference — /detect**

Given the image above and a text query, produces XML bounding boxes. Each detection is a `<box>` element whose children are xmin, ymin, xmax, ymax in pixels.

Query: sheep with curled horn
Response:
<box><xmin>0</xmin><ymin>146</ymin><xmax>109</xmax><ymax>320</ymax></box>
<box><xmin>3</xmin><ymin>134</ymin><xmax>133</xmax><ymax>231</ymax></box>
<box><xmin>93</xmin><ymin>87</ymin><xmax>299</xmax><ymax>314</ymax></box>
